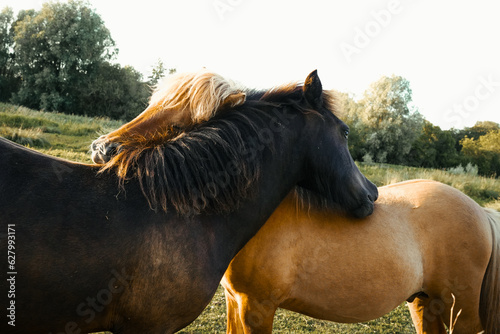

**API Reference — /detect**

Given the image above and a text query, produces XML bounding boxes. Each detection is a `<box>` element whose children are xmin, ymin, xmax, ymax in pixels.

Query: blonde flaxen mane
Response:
<box><xmin>147</xmin><ymin>69</ymin><xmax>247</xmax><ymax>127</ymax></box>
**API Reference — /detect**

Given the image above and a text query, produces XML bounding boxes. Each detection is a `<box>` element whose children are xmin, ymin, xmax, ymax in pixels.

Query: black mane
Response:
<box><xmin>102</xmin><ymin>92</ymin><xmax>291</xmax><ymax>215</ymax></box>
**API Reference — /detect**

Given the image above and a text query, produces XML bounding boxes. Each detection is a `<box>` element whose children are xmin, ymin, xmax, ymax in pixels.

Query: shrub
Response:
<box><xmin>448</xmin><ymin>163</ymin><xmax>478</xmax><ymax>176</ymax></box>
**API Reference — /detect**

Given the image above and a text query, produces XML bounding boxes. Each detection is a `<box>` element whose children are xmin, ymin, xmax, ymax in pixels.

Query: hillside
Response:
<box><xmin>0</xmin><ymin>102</ymin><xmax>122</xmax><ymax>163</ymax></box>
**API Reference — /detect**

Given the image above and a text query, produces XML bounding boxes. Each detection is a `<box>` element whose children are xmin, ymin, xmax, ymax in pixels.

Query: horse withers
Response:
<box><xmin>222</xmin><ymin>180</ymin><xmax>500</xmax><ymax>334</ymax></box>
<box><xmin>0</xmin><ymin>70</ymin><xmax>377</xmax><ymax>334</ymax></box>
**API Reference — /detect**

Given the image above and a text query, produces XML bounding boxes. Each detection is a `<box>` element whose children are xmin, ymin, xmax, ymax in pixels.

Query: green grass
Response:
<box><xmin>0</xmin><ymin>102</ymin><xmax>122</xmax><ymax>163</ymax></box>
<box><xmin>1</xmin><ymin>102</ymin><xmax>498</xmax><ymax>333</ymax></box>
<box><xmin>0</xmin><ymin>126</ymin><xmax>51</xmax><ymax>147</ymax></box>
<box><xmin>178</xmin><ymin>287</ymin><xmax>415</xmax><ymax>333</ymax></box>
<box><xmin>359</xmin><ymin>163</ymin><xmax>500</xmax><ymax>210</ymax></box>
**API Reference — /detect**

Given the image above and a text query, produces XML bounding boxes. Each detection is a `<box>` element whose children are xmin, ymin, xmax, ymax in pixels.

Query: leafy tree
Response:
<box><xmin>148</xmin><ymin>59</ymin><xmax>176</xmax><ymax>87</ymax></box>
<box><xmin>358</xmin><ymin>75</ymin><xmax>424</xmax><ymax>164</ymax></box>
<box><xmin>433</xmin><ymin>129</ymin><xmax>461</xmax><ymax>167</ymax></box>
<box><xmin>148</xmin><ymin>59</ymin><xmax>166</xmax><ymax>87</ymax></box>
<box><xmin>0</xmin><ymin>7</ymin><xmax>19</xmax><ymax>101</ymax></box>
<box><xmin>0</xmin><ymin>7</ymin><xmax>13</xmax><ymax>72</ymax></box>
<box><xmin>0</xmin><ymin>7</ymin><xmax>13</xmax><ymax>73</ymax></box>
<box><xmin>464</xmin><ymin>121</ymin><xmax>499</xmax><ymax>140</ymax></box>
<box><xmin>11</xmin><ymin>0</ymin><xmax>117</xmax><ymax>113</ymax></box>
<box><xmin>461</xmin><ymin>130</ymin><xmax>500</xmax><ymax>177</ymax></box>
<box><xmin>79</xmin><ymin>63</ymin><xmax>149</xmax><ymax>120</ymax></box>
<box><xmin>408</xmin><ymin>121</ymin><xmax>460</xmax><ymax>168</ymax></box>
<box><xmin>452</xmin><ymin>121</ymin><xmax>500</xmax><ymax>152</ymax></box>
<box><xmin>336</xmin><ymin>91</ymin><xmax>365</xmax><ymax>160</ymax></box>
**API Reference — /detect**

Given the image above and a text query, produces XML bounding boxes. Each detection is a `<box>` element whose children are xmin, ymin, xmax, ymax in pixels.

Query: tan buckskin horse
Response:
<box><xmin>222</xmin><ymin>180</ymin><xmax>500</xmax><ymax>334</ymax></box>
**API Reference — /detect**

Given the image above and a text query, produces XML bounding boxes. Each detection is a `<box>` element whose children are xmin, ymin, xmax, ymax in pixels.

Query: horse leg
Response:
<box><xmin>407</xmin><ymin>297</ymin><xmax>447</xmax><ymax>334</ymax></box>
<box><xmin>408</xmin><ymin>293</ymin><xmax>483</xmax><ymax>334</ymax></box>
<box><xmin>226</xmin><ymin>291</ymin><xmax>246</xmax><ymax>334</ymax></box>
<box><xmin>236</xmin><ymin>295</ymin><xmax>277</xmax><ymax>334</ymax></box>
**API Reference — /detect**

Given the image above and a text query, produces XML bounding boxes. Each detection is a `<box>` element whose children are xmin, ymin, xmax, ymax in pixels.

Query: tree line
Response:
<box><xmin>338</xmin><ymin>75</ymin><xmax>499</xmax><ymax>177</ymax></box>
<box><xmin>0</xmin><ymin>1</ymin><xmax>498</xmax><ymax>177</ymax></box>
<box><xmin>0</xmin><ymin>1</ymin><xmax>168</xmax><ymax>120</ymax></box>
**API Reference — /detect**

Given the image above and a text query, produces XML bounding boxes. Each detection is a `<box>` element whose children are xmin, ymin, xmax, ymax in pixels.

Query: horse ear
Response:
<box><xmin>303</xmin><ymin>70</ymin><xmax>323</xmax><ymax>109</ymax></box>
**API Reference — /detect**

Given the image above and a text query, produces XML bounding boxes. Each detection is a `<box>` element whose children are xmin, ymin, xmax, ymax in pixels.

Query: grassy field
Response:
<box><xmin>1</xmin><ymin>102</ymin><xmax>499</xmax><ymax>333</ymax></box>
<box><xmin>177</xmin><ymin>286</ymin><xmax>416</xmax><ymax>334</ymax></box>
<box><xmin>0</xmin><ymin>102</ymin><xmax>122</xmax><ymax>163</ymax></box>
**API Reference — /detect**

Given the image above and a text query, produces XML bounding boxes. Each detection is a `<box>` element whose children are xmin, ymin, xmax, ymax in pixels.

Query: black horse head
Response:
<box><xmin>295</xmin><ymin>70</ymin><xmax>377</xmax><ymax>217</ymax></box>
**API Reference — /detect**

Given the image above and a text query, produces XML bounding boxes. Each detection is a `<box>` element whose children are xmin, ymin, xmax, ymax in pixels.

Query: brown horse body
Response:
<box><xmin>222</xmin><ymin>180</ymin><xmax>500</xmax><ymax>333</ymax></box>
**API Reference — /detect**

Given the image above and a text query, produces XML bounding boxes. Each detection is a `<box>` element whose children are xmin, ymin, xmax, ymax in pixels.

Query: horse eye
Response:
<box><xmin>343</xmin><ymin>130</ymin><xmax>349</xmax><ymax>139</ymax></box>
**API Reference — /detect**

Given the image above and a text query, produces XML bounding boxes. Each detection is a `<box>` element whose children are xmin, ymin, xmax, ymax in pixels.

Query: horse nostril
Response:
<box><xmin>106</xmin><ymin>146</ymin><xmax>116</xmax><ymax>157</ymax></box>
<box><xmin>367</xmin><ymin>194</ymin><xmax>374</xmax><ymax>203</ymax></box>
<box><xmin>104</xmin><ymin>142</ymin><xmax>119</xmax><ymax>158</ymax></box>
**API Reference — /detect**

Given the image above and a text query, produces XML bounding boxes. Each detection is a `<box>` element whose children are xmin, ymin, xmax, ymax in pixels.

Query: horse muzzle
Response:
<box><xmin>349</xmin><ymin>179</ymin><xmax>378</xmax><ymax>218</ymax></box>
<box><xmin>91</xmin><ymin>136</ymin><xmax>119</xmax><ymax>164</ymax></box>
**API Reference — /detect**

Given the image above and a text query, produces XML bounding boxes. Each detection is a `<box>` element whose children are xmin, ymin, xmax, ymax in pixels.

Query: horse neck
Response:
<box><xmin>215</xmin><ymin>110</ymin><xmax>305</xmax><ymax>261</ymax></box>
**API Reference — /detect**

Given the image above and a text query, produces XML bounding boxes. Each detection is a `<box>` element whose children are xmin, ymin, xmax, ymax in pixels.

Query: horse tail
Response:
<box><xmin>480</xmin><ymin>208</ymin><xmax>500</xmax><ymax>334</ymax></box>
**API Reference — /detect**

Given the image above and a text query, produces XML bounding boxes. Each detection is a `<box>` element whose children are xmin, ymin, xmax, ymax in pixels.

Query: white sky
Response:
<box><xmin>4</xmin><ymin>0</ymin><xmax>500</xmax><ymax>130</ymax></box>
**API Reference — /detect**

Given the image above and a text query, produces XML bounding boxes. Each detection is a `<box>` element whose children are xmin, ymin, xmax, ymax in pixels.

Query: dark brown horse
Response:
<box><xmin>0</xmin><ymin>70</ymin><xmax>377</xmax><ymax>334</ymax></box>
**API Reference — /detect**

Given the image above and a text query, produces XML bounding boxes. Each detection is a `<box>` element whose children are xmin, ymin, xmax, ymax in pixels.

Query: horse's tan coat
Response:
<box><xmin>222</xmin><ymin>180</ymin><xmax>494</xmax><ymax>333</ymax></box>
